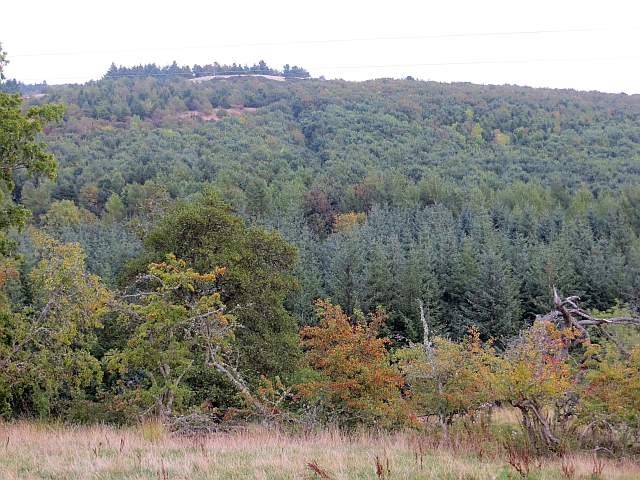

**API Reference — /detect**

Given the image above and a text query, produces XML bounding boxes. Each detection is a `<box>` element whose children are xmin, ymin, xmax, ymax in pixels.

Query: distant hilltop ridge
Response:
<box><xmin>104</xmin><ymin>60</ymin><xmax>310</xmax><ymax>80</ymax></box>
<box><xmin>190</xmin><ymin>74</ymin><xmax>286</xmax><ymax>83</ymax></box>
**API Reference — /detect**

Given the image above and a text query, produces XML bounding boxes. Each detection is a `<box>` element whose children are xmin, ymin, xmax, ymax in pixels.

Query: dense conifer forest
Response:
<box><xmin>13</xmin><ymin>66</ymin><xmax>640</xmax><ymax>335</ymax></box>
<box><xmin>2</xmin><ymin>55</ymin><xmax>640</xmax><ymax>454</ymax></box>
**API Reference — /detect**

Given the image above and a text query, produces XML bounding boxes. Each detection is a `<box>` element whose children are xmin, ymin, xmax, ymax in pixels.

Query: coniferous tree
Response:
<box><xmin>510</xmin><ymin>236</ymin><xmax>551</xmax><ymax>321</ymax></box>
<box><xmin>429</xmin><ymin>206</ymin><xmax>475</xmax><ymax>339</ymax></box>
<box><xmin>581</xmin><ymin>240</ymin><xmax>625</xmax><ymax>311</ymax></box>
<box><xmin>245</xmin><ymin>177</ymin><xmax>271</xmax><ymax>217</ymax></box>
<box><xmin>269</xmin><ymin>208</ymin><xmax>324</xmax><ymax>326</ymax></box>
<box><xmin>397</xmin><ymin>242</ymin><xmax>442</xmax><ymax>342</ymax></box>
<box><xmin>323</xmin><ymin>226</ymin><xmax>366</xmax><ymax>317</ymax></box>
<box><xmin>362</xmin><ymin>235</ymin><xmax>407</xmax><ymax>335</ymax></box>
<box><xmin>461</xmin><ymin>249</ymin><xmax>522</xmax><ymax>344</ymax></box>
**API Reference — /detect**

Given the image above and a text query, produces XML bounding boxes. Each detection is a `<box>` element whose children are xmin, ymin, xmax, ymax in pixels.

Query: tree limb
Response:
<box><xmin>544</xmin><ymin>287</ymin><xmax>640</xmax><ymax>357</ymax></box>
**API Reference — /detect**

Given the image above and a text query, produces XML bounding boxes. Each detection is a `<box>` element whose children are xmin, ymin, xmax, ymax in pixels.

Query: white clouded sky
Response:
<box><xmin>2</xmin><ymin>0</ymin><xmax>639</xmax><ymax>93</ymax></box>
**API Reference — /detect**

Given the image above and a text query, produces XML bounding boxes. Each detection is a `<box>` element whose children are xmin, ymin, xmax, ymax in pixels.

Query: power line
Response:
<box><xmin>10</xmin><ymin>26</ymin><xmax>640</xmax><ymax>58</ymax></box>
<box><xmin>14</xmin><ymin>55</ymin><xmax>640</xmax><ymax>82</ymax></box>
<box><xmin>311</xmin><ymin>55</ymin><xmax>640</xmax><ymax>71</ymax></box>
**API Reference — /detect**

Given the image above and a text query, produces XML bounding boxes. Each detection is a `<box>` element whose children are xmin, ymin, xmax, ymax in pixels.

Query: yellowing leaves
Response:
<box><xmin>105</xmin><ymin>253</ymin><xmax>233</xmax><ymax>420</ymax></box>
<box><xmin>0</xmin><ymin>231</ymin><xmax>110</xmax><ymax>413</ymax></box>
<box><xmin>333</xmin><ymin>212</ymin><xmax>366</xmax><ymax>232</ymax></box>
<box><xmin>398</xmin><ymin>326</ymin><xmax>495</xmax><ymax>422</ymax></box>
<box><xmin>296</xmin><ymin>300</ymin><xmax>410</xmax><ymax>428</ymax></box>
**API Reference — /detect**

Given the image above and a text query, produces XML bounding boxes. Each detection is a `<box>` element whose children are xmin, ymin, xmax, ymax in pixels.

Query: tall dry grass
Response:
<box><xmin>0</xmin><ymin>418</ymin><xmax>637</xmax><ymax>479</ymax></box>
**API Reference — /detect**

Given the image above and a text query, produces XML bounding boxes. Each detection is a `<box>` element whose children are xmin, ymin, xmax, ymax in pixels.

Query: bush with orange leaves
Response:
<box><xmin>295</xmin><ymin>300</ymin><xmax>410</xmax><ymax>428</ymax></box>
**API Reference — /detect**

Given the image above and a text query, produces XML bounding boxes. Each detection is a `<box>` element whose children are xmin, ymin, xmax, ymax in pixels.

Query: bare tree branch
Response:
<box><xmin>540</xmin><ymin>287</ymin><xmax>640</xmax><ymax>357</ymax></box>
<box><xmin>597</xmin><ymin>326</ymin><xmax>630</xmax><ymax>357</ymax></box>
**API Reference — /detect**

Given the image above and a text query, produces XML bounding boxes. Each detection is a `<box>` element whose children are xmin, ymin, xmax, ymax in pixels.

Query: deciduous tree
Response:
<box><xmin>296</xmin><ymin>300</ymin><xmax>409</xmax><ymax>428</ymax></box>
<box><xmin>399</xmin><ymin>326</ymin><xmax>495</xmax><ymax>434</ymax></box>
<box><xmin>494</xmin><ymin>321</ymin><xmax>576</xmax><ymax>449</ymax></box>
<box><xmin>122</xmin><ymin>189</ymin><xmax>300</xmax><ymax>399</ymax></box>
<box><xmin>107</xmin><ymin>254</ymin><xmax>231</xmax><ymax>420</ymax></box>
<box><xmin>0</xmin><ymin>232</ymin><xmax>110</xmax><ymax>416</ymax></box>
<box><xmin>0</xmin><ymin>61</ymin><xmax>64</xmax><ymax>255</ymax></box>
<box><xmin>578</xmin><ymin>343</ymin><xmax>640</xmax><ymax>456</ymax></box>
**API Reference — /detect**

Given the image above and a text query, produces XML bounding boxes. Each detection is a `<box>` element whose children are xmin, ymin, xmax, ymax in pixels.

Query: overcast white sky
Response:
<box><xmin>2</xmin><ymin>0</ymin><xmax>639</xmax><ymax>93</ymax></box>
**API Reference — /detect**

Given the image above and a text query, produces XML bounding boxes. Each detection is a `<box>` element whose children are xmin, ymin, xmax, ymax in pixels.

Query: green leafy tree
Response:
<box><xmin>107</xmin><ymin>254</ymin><xmax>231</xmax><ymax>420</ymax></box>
<box><xmin>101</xmin><ymin>193</ymin><xmax>126</xmax><ymax>225</ymax></box>
<box><xmin>122</xmin><ymin>189</ymin><xmax>300</xmax><ymax>398</ymax></box>
<box><xmin>0</xmin><ymin>68</ymin><xmax>64</xmax><ymax>254</ymax></box>
<box><xmin>0</xmin><ymin>231</ymin><xmax>110</xmax><ymax>416</ymax></box>
<box><xmin>41</xmin><ymin>199</ymin><xmax>82</xmax><ymax>228</ymax></box>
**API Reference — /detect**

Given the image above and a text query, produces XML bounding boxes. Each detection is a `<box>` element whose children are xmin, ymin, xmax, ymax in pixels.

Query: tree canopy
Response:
<box><xmin>2</xmin><ymin>60</ymin><xmax>640</xmax><ymax>450</ymax></box>
<box><xmin>0</xmin><ymin>85</ymin><xmax>64</xmax><ymax>255</ymax></box>
<box><xmin>122</xmin><ymin>189</ymin><xmax>300</xmax><ymax>394</ymax></box>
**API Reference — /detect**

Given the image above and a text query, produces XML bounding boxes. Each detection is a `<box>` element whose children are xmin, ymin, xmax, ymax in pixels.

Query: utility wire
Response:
<box><xmin>10</xmin><ymin>26</ymin><xmax>640</xmax><ymax>58</ymax></box>
<box><xmin>312</xmin><ymin>55</ymin><xmax>640</xmax><ymax>71</ymax></box>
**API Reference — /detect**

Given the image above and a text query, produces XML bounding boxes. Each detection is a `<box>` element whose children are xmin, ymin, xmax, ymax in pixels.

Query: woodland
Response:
<box><xmin>1</xmin><ymin>47</ymin><xmax>640</xmax><ymax>460</ymax></box>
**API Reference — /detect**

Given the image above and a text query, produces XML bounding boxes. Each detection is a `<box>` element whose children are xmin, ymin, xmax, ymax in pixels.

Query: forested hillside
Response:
<box><xmin>2</xmin><ymin>61</ymin><xmax>640</xmax><ymax>442</ymax></box>
<box><xmin>13</xmin><ymin>69</ymin><xmax>640</xmax><ymax>339</ymax></box>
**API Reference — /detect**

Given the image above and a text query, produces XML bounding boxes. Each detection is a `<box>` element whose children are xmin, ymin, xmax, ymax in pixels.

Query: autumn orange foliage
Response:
<box><xmin>296</xmin><ymin>300</ymin><xmax>410</xmax><ymax>428</ymax></box>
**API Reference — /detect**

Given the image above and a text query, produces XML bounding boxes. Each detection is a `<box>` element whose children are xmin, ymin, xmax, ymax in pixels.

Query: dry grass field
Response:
<box><xmin>0</xmin><ymin>419</ymin><xmax>638</xmax><ymax>479</ymax></box>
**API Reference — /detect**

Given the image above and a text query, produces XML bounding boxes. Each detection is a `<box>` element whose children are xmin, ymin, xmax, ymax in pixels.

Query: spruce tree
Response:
<box><xmin>461</xmin><ymin>249</ymin><xmax>522</xmax><ymax>344</ymax></box>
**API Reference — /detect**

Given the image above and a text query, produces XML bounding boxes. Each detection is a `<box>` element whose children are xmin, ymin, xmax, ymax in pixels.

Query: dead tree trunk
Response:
<box><xmin>419</xmin><ymin>299</ymin><xmax>449</xmax><ymax>441</ymax></box>
<box><xmin>536</xmin><ymin>287</ymin><xmax>640</xmax><ymax>359</ymax></box>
